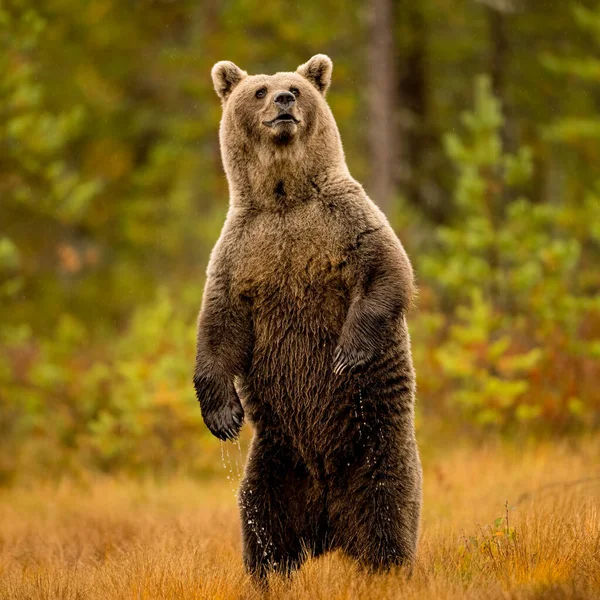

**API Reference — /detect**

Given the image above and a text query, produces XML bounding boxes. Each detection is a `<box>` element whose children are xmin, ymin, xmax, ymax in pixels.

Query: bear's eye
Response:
<box><xmin>290</xmin><ymin>87</ymin><xmax>300</xmax><ymax>97</ymax></box>
<box><xmin>255</xmin><ymin>87</ymin><xmax>267</xmax><ymax>99</ymax></box>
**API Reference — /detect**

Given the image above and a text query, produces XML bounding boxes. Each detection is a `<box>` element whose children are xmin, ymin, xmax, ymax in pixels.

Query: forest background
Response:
<box><xmin>1</xmin><ymin>0</ymin><xmax>600</xmax><ymax>480</ymax></box>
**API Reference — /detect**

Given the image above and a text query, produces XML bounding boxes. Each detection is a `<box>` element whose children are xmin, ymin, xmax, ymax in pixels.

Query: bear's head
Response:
<box><xmin>212</xmin><ymin>55</ymin><xmax>343</xmax><ymax>179</ymax></box>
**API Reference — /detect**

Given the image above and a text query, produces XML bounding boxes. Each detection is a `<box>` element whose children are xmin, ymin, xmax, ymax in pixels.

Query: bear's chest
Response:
<box><xmin>232</xmin><ymin>206</ymin><xmax>352</xmax><ymax>309</ymax></box>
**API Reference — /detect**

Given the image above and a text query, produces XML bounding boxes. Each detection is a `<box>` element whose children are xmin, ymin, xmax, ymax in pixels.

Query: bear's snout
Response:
<box><xmin>273</xmin><ymin>91</ymin><xmax>296</xmax><ymax>110</ymax></box>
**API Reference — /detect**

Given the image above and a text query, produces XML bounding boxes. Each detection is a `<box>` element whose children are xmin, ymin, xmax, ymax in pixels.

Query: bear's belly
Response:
<box><xmin>234</xmin><ymin>214</ymin><xmax>353</xmax><ymax>367</ymax></box>
<box><xmin>231</xmin><ymin>208</ymin><xmax>359</xmax><ymax>445</ymax></box>
<box><xmin>239</xmin><ymin>266</ymin><xmax>352</xmax><ymax>445</ymax></box>
<box><xmin>249</xmin><ymin>267</ymin><xmax>349</xmax><ymax>381</ymax></box>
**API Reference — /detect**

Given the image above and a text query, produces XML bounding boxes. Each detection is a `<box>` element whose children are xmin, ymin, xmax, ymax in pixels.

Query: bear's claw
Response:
<box><xmin>332</xmin><ymin>344</ymin><xmax>371</xmax><ymax>375</ymax></box>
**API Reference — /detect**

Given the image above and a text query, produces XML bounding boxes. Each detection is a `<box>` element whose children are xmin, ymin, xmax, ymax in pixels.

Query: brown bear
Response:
<box><xmin>194</xmin><ymin>54</ymin><xmax>422</xmax><ymax>578</ymax></box>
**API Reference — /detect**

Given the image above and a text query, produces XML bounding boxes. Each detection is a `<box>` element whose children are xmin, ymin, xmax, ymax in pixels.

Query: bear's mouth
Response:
<box><xmin>263</xmin><ymin>113</ymin><xmax>300</xmax><ymax>127</ymax></box>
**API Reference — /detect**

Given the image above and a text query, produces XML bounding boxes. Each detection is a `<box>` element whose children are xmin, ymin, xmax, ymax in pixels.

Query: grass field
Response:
<box><xmin>1</xmin><ymin>437</ymin><xmax>599</xmax><ymax>600</ymax></box>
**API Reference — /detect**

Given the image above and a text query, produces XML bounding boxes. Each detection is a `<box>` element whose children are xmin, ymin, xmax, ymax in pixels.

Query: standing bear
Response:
<box><xmin>194</xmin><ymin>55</ymin><xmax>422</xmax><ymax>578</ymax></box>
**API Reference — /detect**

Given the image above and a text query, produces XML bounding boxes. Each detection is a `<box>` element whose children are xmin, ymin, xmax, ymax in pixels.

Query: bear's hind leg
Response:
<box><xmin>328</xmin><ymin>431</ymin><xmax>422</xmax><ymax>571</ymax></box>
<box><xmin>239</xmin><ymin>435</ymin><xmax>323</xmax><ymax>579</ymax></box>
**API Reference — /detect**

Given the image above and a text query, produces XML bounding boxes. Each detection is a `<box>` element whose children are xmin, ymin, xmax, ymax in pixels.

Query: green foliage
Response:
<box><xmin>435</xmin><ymin>290</ymin><xmax>543</xmax><ymax>427</ymax></box>
<box><xmin>418</xmin><ymin>76</ymin><xmax>599</xmax><ymax>430</ymax></box>
<box><xmin>0</xmin><ymin>287</ymin><xmax>224</xmax><ymax>479</ymax></box>
<box><xmin>0</xmin><ymin>6</ymin><xmax>101</xmax><ymax>223</ymax></box>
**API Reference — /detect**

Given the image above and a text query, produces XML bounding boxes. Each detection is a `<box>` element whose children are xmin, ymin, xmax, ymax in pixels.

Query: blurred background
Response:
<box><xmin>1</xmin><ymin>0</ymin><xmax>599</xmax><ymax>482</ymax></box>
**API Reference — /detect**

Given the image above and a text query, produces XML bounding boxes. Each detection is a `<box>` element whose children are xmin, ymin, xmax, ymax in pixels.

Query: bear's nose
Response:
<box><xmin>273</xmin><ymin>91</ymin><xmax>296</xmax><ymax>110</ymax></box>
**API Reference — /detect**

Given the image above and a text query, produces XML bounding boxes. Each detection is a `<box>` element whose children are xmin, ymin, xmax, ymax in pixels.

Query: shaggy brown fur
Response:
<box><xmin>194</xmin><ymin>55</ymin><xmax>422</xmax><ymax>578</ymax></box>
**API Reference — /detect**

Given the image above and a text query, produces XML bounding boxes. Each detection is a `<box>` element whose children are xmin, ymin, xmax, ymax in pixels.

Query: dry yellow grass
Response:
<box><xmin>1</xmin><ymin>438</ymin><xmax>599</xmax><ymax>599</ymax></box>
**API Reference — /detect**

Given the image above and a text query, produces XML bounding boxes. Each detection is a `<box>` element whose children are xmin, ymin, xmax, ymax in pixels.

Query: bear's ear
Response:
<box><xmin>296</xmin><ymin>54</ymin><xmax>333</xmax><ymax>95</ymax></box>
<box><xmin>211</xmin><ymin>61</ymin><xmax>247</xmax><ymax>101</ymax></box>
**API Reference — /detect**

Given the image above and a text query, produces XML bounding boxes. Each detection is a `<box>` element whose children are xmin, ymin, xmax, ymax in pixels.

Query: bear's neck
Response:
<box><xmin>225</xmin><ymin>138</ymin><xmax>349</xmax><ymax>211</ymax></box>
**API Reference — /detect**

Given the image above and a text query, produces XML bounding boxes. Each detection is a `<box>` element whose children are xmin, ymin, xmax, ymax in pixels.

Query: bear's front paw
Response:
<box><xmin>204</xmin><ymin>400</ymin><xmax>245</xmax><ymax>442</ymax></box>
<box><xmin>194</xmin><ymin>374</ymin><xmax>245</xmax><ymax>441</ymax></box>
<box><xmin>332</xmin><ymin>343</ymin><xmax>373</xmax><ymax>375</ymax></box>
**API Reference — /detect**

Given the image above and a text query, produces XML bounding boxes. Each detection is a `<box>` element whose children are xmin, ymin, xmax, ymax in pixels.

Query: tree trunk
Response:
<box><xmin>400</xmin><ymin>6</ymin><xmax>427</xmax><ymax>203</ymax></box>
<box><xmin>366</xmin><ymin>0</ymin><xmax>398</xmax><ymax>213</ymax></box>
<box><xmin>395</xmin><ymin>4</ymin><xmax>450</xmax><ymax>224</ymax></box>
<box><xmin>482</xmin><ymin>0</ymin><xmax>514</xmax><ymax>152</ymax></box>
